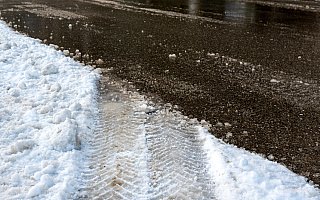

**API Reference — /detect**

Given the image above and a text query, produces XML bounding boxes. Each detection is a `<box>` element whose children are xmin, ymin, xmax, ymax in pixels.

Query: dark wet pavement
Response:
<box><xmin>1</xmin><ymin>0</ymin><xmax>320</xmax><ymax>186</ymax></box>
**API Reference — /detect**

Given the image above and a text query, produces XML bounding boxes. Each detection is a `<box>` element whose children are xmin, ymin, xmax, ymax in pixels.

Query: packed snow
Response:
<box><xmin>0</xmin><ymin>20</ymin><xmax>319</xmax><ymax>199</ymax></box>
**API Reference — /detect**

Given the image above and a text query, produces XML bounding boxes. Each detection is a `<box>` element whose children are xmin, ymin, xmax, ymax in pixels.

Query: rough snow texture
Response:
<box><xmin>0</xmin><ymin>20</ymin><xmax>320</xmax><ymax>200</ymax></box>
<box><xmin>199</xmin><ymin>126</ymin><xmax>320</xmax><ymax>200</ymax></box>
<box><xmin>0</xmin><ymin>21</ymin><xmax>99</xmax><ymax>199</ymax></box>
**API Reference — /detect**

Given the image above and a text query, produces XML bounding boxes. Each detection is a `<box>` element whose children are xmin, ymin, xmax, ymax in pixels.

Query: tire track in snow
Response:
<box><xmin>145</xmin><ymin>110</ymin><xmax>215</xmax><ymax>199</ymax></box>
<box><xmin>83</xmin><ymin>79</ymin><xmax>150</xmax><ymax>199</ymax></box>
<box><xmin>83</xmin><ymin>76</ymin><xmax>215</xmax><ymax>199</ymax></box>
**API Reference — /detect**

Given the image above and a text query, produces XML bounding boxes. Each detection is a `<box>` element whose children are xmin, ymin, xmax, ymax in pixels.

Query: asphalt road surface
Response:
<box><xmin>1</xmin><ymin>0</ymin><xmax>320</xmax><ymax>187</ymax></box>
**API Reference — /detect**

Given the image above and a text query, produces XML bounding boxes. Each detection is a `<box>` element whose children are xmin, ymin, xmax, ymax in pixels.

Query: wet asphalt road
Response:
<box><xmin>1</xmin><ymin>0</ymin><xmax>320</xmax><ymax>186</ymax></box>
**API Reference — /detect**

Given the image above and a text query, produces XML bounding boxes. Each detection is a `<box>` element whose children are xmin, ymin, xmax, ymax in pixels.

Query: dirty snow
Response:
<box><xmin>0</xmin><ymin>20</ymin><xmax>319</xmax><ymax>199</ymax></box>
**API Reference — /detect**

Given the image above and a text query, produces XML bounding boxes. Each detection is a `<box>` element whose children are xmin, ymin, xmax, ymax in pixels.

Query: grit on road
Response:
<box><xmin>1</xmin><ymin>0</ymin><xmax>320</xmax><ymax>190</ymax></box>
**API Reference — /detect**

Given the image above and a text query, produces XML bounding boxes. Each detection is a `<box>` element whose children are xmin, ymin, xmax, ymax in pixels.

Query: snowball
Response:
<box><xmin>267</xmin><ymin>154</ymin><xmax>275</xmax><ymax>160</ymax></box>
<box><xmin>226</xmin><ymin>132</ymin><xmax>232</xmax><ymax>138</ymax></box>
<box><xmin>8</xmin><ymin>88</ymin><xmax>20</xmax><ymax>97</ymax></box>
<box><xmin>62</xmin><ymin>50</ymin><xmax>70</xmax><ymax>56</ymax></box>
<box><xmin>239</xmin><ymin>158</ymin><xmax>248</xmax><ymax>167</ymax></box>
<box><xmin>169</xmin><ymin>54</ymin><xmax>177</xmax><ymax>59</ymax></box>
<box><xmin>270</xmin><ymin>79</ymin><xmax>280</xmax><ymax>83</ymax></box>
<box><xmin>11</xmin><ymin>173</ymin><xmax>21</xmax><ymax>187</ymax></box>
<box><xmin>50</xmin><ymin>82</ymin><xmax>61</xmax><ymax>92</ymax></box>
<box><xmin>41</xmin><ymin>64</ymin><xmax>59</xmax><ymax>75</ymax></box>
<box><xmin>52</xmin><ymin>109</ymin><xmax>71</xmax><ymax>124</ymax></box>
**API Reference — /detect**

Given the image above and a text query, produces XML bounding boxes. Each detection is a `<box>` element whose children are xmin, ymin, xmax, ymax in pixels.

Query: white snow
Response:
<box><xmin>0</xmin><ymin>20</ymin><xmax>319</xmax><ymax>200</ymax></box>
<box><xmin>0</xmin><ymin>21</ymin><xmax>99</xmax><ymax>199</ymax></box>
<box><xmin>270</xmin><ymin>78</ymin><xmax>280</xmax><ymax>83</ymax></box>
<box><xmin>169</xmin><ymin>53</ymin><xmax>177</xmax><ymax>59</ymax></box>
<box><xmin>198</xmin><ymin>126</ymin><xmax>320</xmax><ymax>200</ymax></box>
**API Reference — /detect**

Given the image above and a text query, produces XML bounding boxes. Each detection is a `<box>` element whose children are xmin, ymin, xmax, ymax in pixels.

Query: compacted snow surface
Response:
<box><xmin>0</xmin><ymin>21</ymin><xmax>320</xmax><ymax>199</ymax></box>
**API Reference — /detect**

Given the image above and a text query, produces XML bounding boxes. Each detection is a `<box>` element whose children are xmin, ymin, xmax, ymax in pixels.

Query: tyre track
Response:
<box><xmin>83</xmin><ymin>77</ymin><xmax>215</xmax><ymax>199</ymax></box>
<box><xmin>145</xmin><ymin>111</ymin><xmax>215</xmax><ymax>199</ymax></box>
<box><xmin>83</xmin><ymin>80</ymin><xmax>150</xmax><ymax>200</ymax></box>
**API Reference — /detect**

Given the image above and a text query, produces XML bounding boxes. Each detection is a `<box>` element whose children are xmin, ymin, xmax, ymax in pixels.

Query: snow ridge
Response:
<box><xmin>0</xmin><ymin>21</ymin><xmax>99</xmax><ymax>199</ymax></box>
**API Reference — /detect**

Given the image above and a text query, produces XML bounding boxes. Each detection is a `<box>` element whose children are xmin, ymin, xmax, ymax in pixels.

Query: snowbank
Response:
<box><xmin>0</xmin><ymin>21</ymin><xmax>99</xmax><ymax>199</ymax></box>
<box><xmin>198</xmin><ymin>126</ymin><xmax>320</xmax><ymax>200</ymax></box>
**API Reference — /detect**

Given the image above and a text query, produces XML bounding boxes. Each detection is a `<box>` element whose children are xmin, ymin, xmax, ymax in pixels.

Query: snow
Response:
<box><xmin>0</xmin><ymin>21</ymin><xmax>99</xmax><ymax>199</ymax></box>
<box><xmin>198</xmin><ymin>126</ymin><xmax>320</xmax><ymax>200</ymax></box>
<box><xmin>0</xmin><ymin>20</ymin><xmax>319</xmax><ymax>199</ymax></box>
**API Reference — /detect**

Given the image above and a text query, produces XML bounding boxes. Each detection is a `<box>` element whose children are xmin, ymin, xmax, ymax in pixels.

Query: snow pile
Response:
<box><xmin>198</xmin><ymin>127</ymin><xmax>320</xmax><ymax>200</ymax></box>
<box><xmin>0</xmin><ymin>21</ymin><xmax>99</xmax><ymax>199</ymax></box>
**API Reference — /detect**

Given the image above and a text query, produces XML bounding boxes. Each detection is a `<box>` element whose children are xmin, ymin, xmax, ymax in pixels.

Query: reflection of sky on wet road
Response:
<box><xmin>122</xmin><ymin>0</ymin><xmax>320</xmax><ymax>32</ymax></box>
<box><xmin>224</xmin><ymin>1</ymin><xmax>254</xmax><ymax>23</ymax></box>
<box><xmin>188</xmin><ymin>0</ymin><xmax>198</xmax><ymax>15</ymax></box>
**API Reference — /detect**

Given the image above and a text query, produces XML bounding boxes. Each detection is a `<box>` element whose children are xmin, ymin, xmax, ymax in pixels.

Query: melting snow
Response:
<box><xmin>0</xmin><ymin>20</ymin><xmax>319</xmax><ymax>199</ymax></box>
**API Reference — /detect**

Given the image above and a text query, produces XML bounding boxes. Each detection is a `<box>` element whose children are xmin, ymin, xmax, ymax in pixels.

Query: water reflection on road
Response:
<box><xmin>121</xmin><ymin>0</ymin><xmax>320</xmax><ymax>32</ymax></box>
